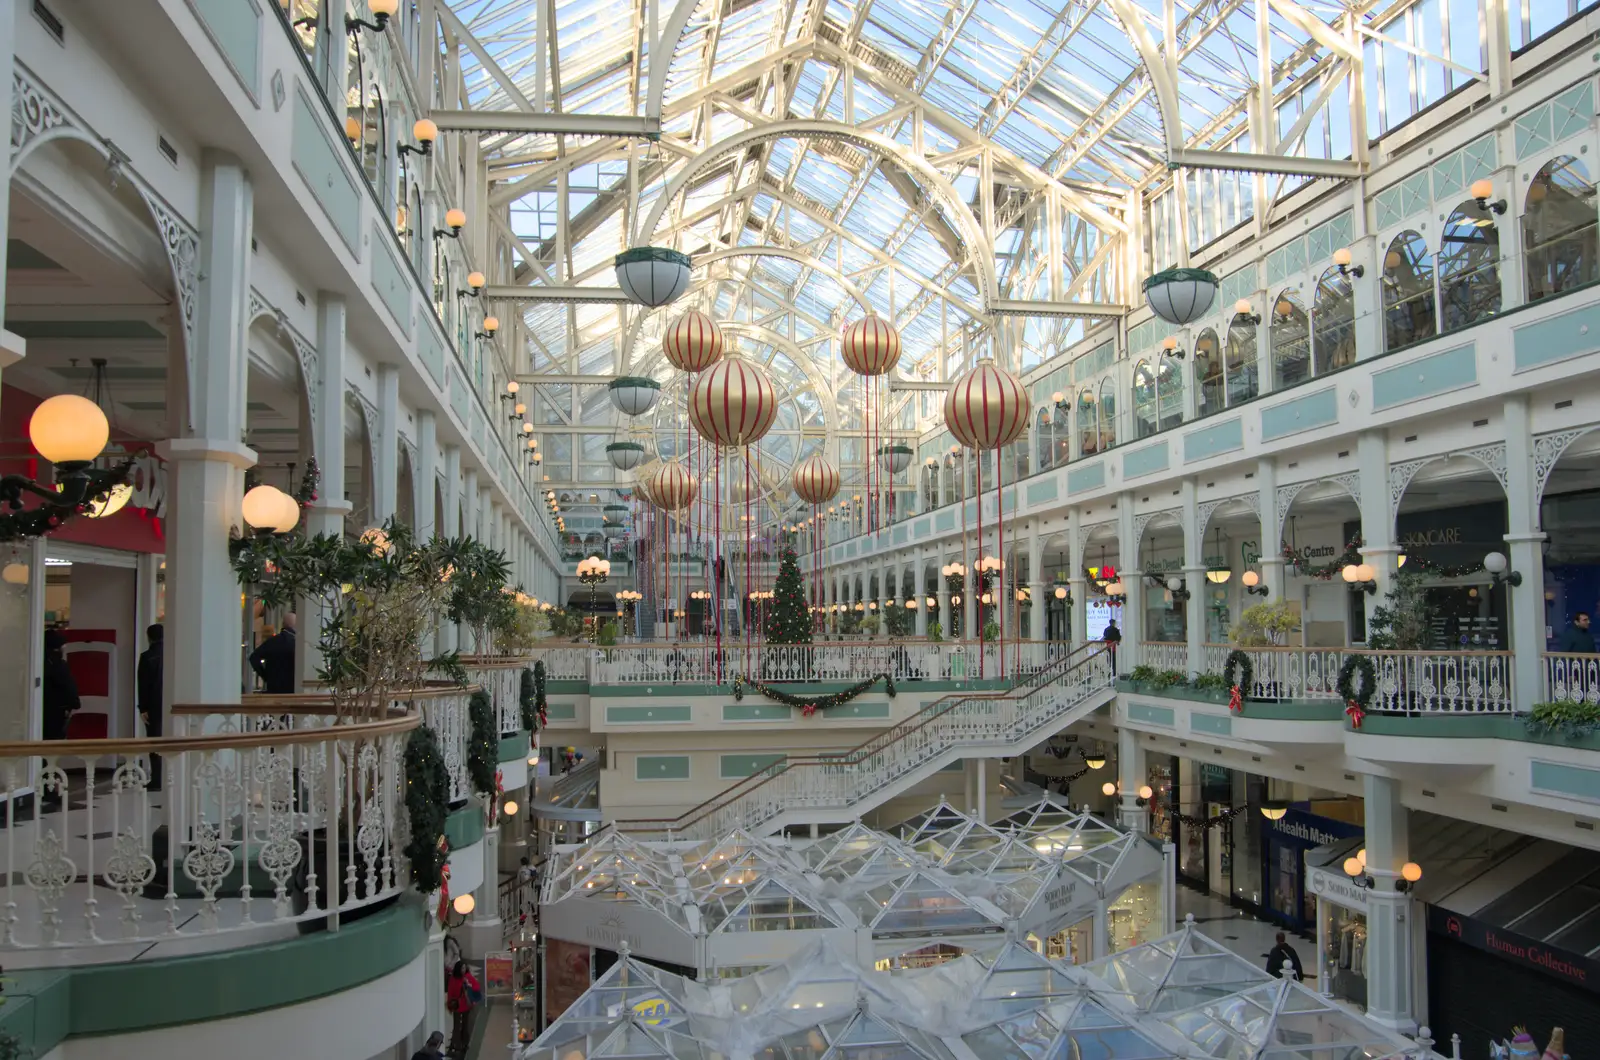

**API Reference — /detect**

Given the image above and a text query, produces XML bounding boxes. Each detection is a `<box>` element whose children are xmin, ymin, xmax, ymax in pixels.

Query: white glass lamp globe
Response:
<box><xmin>1137</xmin><ymin>785</ymin><xmax>1154</xmax><ymax>800</ymax></box>
<box><xmin>467</xmin><ymin>271</ymin><xmax>486</xmax><ymax>290</ymax></box>
<box><xmin>273</xmin><ymin>490</ymin><xmax>302</xmax><ymax>533</ymax></box>
<box><xmin>412</xmin><ymin>118</ymin><xmax>439</xmax><ymax>144</ymax></box>
<box><xmin>1054</xmin><ymin>587</ymin><xmax>1067</xmax><ymax>599</ymax></box>
<box><xmin>482</xmin><ymin>316</ymin><xmax>499</xmax><ymax>333</ymax></box>
<box><xmin>503</xmin><ymin>800</ymin><xmax>519</xmax><ymax>817</ymax></box>
<box><xmin>1483</xmin><ymin>551</ymin><xmax>1508</xmax><ymax>574</ymax></box>
<box><xmin>1242</xmin><ymin>570</ymin><xmax>1259</xmax><ymax>587</ymax></box>
<box><xmin>1356</xmin><ymin>564</ymin><xmax>1375</xmax><ymax>582</ymax></box>
<box><xmin>30</xmin><ymin>394</ymin><xmax>109</xmax><ymax>465</ymax></box>
<box><xmin>1</xmin><ymin>563</ymin><xmax>28</xmax><ymax>585</ymax></box>
<box><xmin>1341</xmin><ymin>564</ymin><xmax>1360</xmax><ymax>583</ymax></box>
<box><xmin>1402</xmin><ymin>862</ymin><xmax>1423</xmax><ymax>882</ymax></box>
<box><xmin>242</xmin><ymin>485</ymin><xmax>291</xmax><ymax>531</ymax></box>
<box><xmin>1167</xmin><ymin>576</ymin><xmax>1182</xmax><ymax>592</ymax></box>
<box><xmin>1101</xmin><ymin>782</ymin><xmax>1116</xmax><ymax>796</ymax></box>
<box><xmin>443</xmin><ymin>207</ymin><xmax>467</xmax><ymax>229</ymax></box>
<box><xmin>370</xmin><ymin>0</ymin><xmax>400</xmax><ymax>15</ymax></box>
<box><xmin>452</xmin><ymin>893</ymin><xmax>475</xmax><ymax>915</ymax></box>
<box><xmin>1343</xmin><ymin>857</ymin><xmax>1363</xmax><ymax>877</ymax></box>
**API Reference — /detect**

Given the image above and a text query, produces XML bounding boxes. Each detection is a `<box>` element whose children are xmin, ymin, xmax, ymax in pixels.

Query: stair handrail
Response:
<box><xmin>612</xmin><ymin>643</ymin><xmax>1108</xmax><ymax>836</ymax></box>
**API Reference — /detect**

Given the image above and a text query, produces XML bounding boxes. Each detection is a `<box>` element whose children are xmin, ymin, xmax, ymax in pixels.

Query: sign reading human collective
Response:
<box><xmin>1427</xmin><ymin>905</ymin><xmax>1598</xmax><ymax>992</ymax></box>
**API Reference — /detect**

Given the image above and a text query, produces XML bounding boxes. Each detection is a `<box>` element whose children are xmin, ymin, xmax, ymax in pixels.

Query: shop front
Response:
<box><xmin>1305</xmin><ymin>854</ymin><xmax>1370</xmax><ymax>1008</ymax></box>
<box><xmin>1260</xmin><ymin>806</ymin><xmax>1363</xmax><ymax>932</ymax></box>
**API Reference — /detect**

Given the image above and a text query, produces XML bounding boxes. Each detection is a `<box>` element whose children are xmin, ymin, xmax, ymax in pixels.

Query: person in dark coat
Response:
<box><xmin>248</xmin><ymin>612</ymin><xmax>297</xmax><ymax>694</ymax></box>
<box><xmin>42</xmin><ymin>629</ymin><xmax>79</xmax><ymax>741</ymax></box>
<box><xmin>1266</xmin><ymin>931</ymin><xmax>1305</xmax><ymax>980</ymax></box>
<box><xmin>137</xmin><ymin>623</ymin><xmax>163</xmax><ymax>791</ymax></box>
<box><xmin>411</xmin><ymin>1031</ymin><xmax>447</xmax><ymax>1060</ymax></box>
<box><xmin>1101</xmin><ymin>619</ymin><xmax>1122</xmax><ymax>673</ymax></box>
<box><xmin>1557</xmin><ymin>612</ymin><xmax>1595</xmax><ymax>654</ymax></box>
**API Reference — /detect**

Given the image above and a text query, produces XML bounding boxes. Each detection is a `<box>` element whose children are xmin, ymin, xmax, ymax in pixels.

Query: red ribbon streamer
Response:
<box><xmin>1228</xmin><ymin>685</ymin><xmax>1243</xmax><ymax>714</ymax></box>
<box><xmin>1345</xmin><ymin>701</ymin><xmax>1365</xmax><ymax>729</ymax></box>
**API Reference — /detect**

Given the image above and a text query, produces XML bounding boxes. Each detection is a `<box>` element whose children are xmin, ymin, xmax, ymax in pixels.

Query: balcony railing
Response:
<box><xmin>589</xmin><ymin>640</ymin><xmax>1072</xmax><ymax>685</ymax></box>
<box><xmin>464</xmin><ymin>657</ymin><xmax>528</xmax><ymax>736</ymax></box>
<box><xmin>1542</xmin><ymin>652</ymin><xmax>1600</xmax><ymax>704</ymax></box>
<box><xmin>0</xmin><ymin>685</ymin><xmax>490</xmax><ymax>953</ymax></box>
<box><xmin>613</xmin><ymin>644</ymin><xmax>1115</xmax><ymax>838</ymax></box>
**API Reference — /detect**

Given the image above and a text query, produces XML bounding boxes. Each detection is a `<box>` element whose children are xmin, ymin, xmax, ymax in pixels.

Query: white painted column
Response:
<box><xmin>0</xmin><ymin>0</ymin><xmax>18</xmax><ymax>378</ymax></box>
<box><xmin>462</xmin><ymin>824</ymin><xmax>503</xmax><ymax>960</ymax></box>
<box><xmin>1363</xmin><ymin>775</ymin><xmax>1417</xmax><ymax>1032</ymax></box>
<box><xmin>1116</xmin><ymin>724</ymin><xmax>1146</xmax><ymax>833</ymax></box>
<box><xmin>440</xmin><ymin>447</ymin><xmax>462</xmax><ymax>656</ymax></box>
<box><xmin>914</xmin><ymin>557</ymin><xmax>928</xmax><ymax>637</ymax></box>
<box><xmin>462</xmin><ymin>469</ymin><xmax>479</xmax><ymax>540</ymax></box>
<box><xmin>1358</xmin><ymin>431</ymin><xmax>1400</xmax><ymax>628</ymax></box>
<box><xmin>976</xmin><ymin>757</ymin><xmax>988</xmax><ymax>821</ymax></box>
<box><xmin>937</xmin><ymin>558</ymin><xmax>951</xmax><ymax>637</ymax></box>
<box><xmin>424</xmin><ymin>924</ymin><xmax>449</xmax><ymax>1045</ymax></box>
<box><xmin>1068</xmin><ymin>509</ymin><xmax>1086</xmax><ymax>649</ymax></box>
<box><xmin>299</xmin><ymin>293</ymin><xmax>351</xmax><ymax>686</ymax></box>
<box><xmin>374</xmin><ymin>364</ymin><xmax>399</xmax><ymax>523</ymax></box>
<box><xmin>160</xmin><ymin>154</ymin><xmax>254</xmax><ymax>708</ymax></box>
<box><xmin>1256</xmin><ymin>458</ymin><xmax>1284</xmax><ymax>600</ymax></box>
<box><xmin>1027</xmin><ymin>530</ymin><xmax>1046</xmax><ymax>643</ymax></box>
<box><xmin>416</xmin><ymin>411</ymin><xmax>437</xmax><ymax>537</ymax></box>
<box><xmin>1118</xmin><ymin>494</ymin><xmax>1144</xmax><ymax>667</ymax></box>
<box><xmin>1503</xmin><ymin>395</ymin><xmax>1545</xmax><ymax>709</ymax></box>
<box><xmin>1181</xmin><ymin>480</ymin><xmax>1204</xmax><ymax>676</ymax></box>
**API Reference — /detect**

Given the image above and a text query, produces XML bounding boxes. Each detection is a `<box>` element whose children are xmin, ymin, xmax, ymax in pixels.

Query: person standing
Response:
<box><xmin>137</xmin><ymin>623</ymin><xmax>164</xmax><ymax>791</ymax></box>
<box><xmin>1101</xmin><ymin>619</ymin><xmax>1122</xmax><ymax>673</ymax></box>
<box><xmin>445</xmin><ymin>959</ymin><xmax>482</xmax><ymax>1057</ymax></box>
<box><xmin>42</xmin><ymin>629</ymin><xmax>79</xmax><ymax>742</ymax></box>
<box><xmin>248</xmin><ymin>612</ymin><xmax>297</xmax><ymax>694</ymax></box>
<box><xmin>411</xmin><ymin>1031</ymin><xmax>447</xmax><ymax>1060</ymax></box>
<box><xmin>1266</xmin><ymin>931</ymin><xmax>1304</xmax><ymax>980</ymax></box>
<box><xmin>1557</xmin><ymin>611</ymin><xmax>1595</xmax><ymax>654</ymax></box>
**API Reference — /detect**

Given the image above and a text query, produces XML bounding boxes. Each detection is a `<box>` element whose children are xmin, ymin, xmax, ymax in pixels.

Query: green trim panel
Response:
<box><xmin>636</xmin><ymin>755</ymin><xmax>691</xmax><ymax>780</ymax></box>
<box><xmin>446</xmin><ymin>801</ymin><xmax>486</xmax><ymax>851</ymax></box>
<box><xmin>417</xmin><ymin>319</ymin><xmax>447</xmax><ymax>386</ymax></box>
<box><xmin>1184</xmin><ymin>417</ymin><xmax>1243</xmax><ymax>462</ymax></box>
<box><xmin>544</xmin><ymin>702</ymin><xmax>577</xmax><ymax>721</ymax></box>
<box><xmin>1260</xmin><ymin>387</ymin><xmax>1338</xmax><ymax>441</ymax></box>
<box><xmin>190</xmin><ymin>0</ymin><xmax>262</xmax><ymax>96</ymax></box>
<box><xmin>1026</xmin><ymin>477</ymin><xmax>1059</xmax><ymax>505</ymax></box>
<box><xmin>1067</xmin><ymin>461</ymin><xmax>1105</xmax><ymax>495</ymax></box>
<box><xmin>291</xmin><ymin>87</ymin><xmax>361</xmax><ymax>255</ymax></box>
<box><xmin>499</xmin><ymin>732</ymin><xmax>530</xmax><ymax>762</ymax></box>
<box><xmin>913</xmin><ymin>518</ymin><xmax>930</xmax><ymax>539</ymax></box>
<box><xmin>723</xmin><ymin>703</ymin><xmax>792</xmax><ymax>721</ymax></box>
<box><xmin>829</xmin><ymin>701</ymin><xmax>891</xmax><ymax>719</ymax></box>
<box><xmin>1372</xmin><ymin>343</ymin><xmax>1475</xmax><ymax>409</ymax></box>
<box><xmin>1127</xmin><ymin>702</ymin><xmax>1176</xmax><ymax>727</ymax></box>
<box><xmin>371</xmin><ymin>222</ymin><xmax>414</xmax><ymax>338</ymax></box>
<box><xmin>1531</xmin><ymin>760</ymin><xmax>1600</xmax><ymax>801</ymax></box>
<box><xmin>1123</xmin><ymin>441</ymin><xmax>1169</xmax><ymax>480</ymax></box>
<box><xmin>720</xmin><ymin>753</ymin><xmax>784</xmax><ymax>778</ymax></box>
<box><xmin>1514</xmin><ymin>302</ymin><xmax>1600</xmax><ymax>371</ymax></box>
<box><xmin>606</xmin><ymin>705</ymin><xmax>693</xmax><ymax>723</ymax></box>
<box><xmin>1190</xmin><ymin>712</ymin><xmax>1233</xmax><ymax>736</ymax></box>
<box><xmin>935</xmin><ymin>510</ymin><xmax>956</xmax><ymax>532</ymax></box>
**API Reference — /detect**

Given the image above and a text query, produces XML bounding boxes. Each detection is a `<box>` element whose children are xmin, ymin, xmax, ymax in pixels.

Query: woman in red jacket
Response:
<box><xmin>445</xmin><ymin>959</ymin><xmax>482</xmax><ymax>1056</ymax></box>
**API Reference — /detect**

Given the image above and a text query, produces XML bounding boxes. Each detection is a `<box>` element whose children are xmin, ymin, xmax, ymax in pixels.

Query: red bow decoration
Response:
<box><xmin>801</xmin><ymin>703</ymin><xmax>818</xmax><ymax>718</ymax></box>
<box><xmin>436</xmin><ymin>836</ymin><xmax>453</xmax><ymax>922</ymax></box>
<box><xmin>1228</xmin><ymin>685</ymin><xmax>1243</xmax><ymax>714</ymax></box>
<box><xmin>487</xmin><ymin>769</ymin><xmax>505</xmax><ymax>827</ymax></box>
<box><xmin>1345</xmin><ymin>701</ymin><xmax>1365</xmax><ymax>729</ymax></box>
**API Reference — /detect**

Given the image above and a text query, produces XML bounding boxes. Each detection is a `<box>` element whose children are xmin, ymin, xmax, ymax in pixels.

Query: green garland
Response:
<box><xmin>520</xmin><ymin>667</ymin><xmax>537</xmax><ymax>732</ymax></box>
<box><xmin>403</xmin><ymin>725</ymin><xmax>451</xmax><ymax>894</ymax></box>
<box><xmin>1282</xmin><ymin>537</ymin><xmax>1363</xmax><ymax>579</ymax></box>
<box><xmin>734</xmin><ymin>673</ymin><xmax>896</xmax><ymax>717</ymax></box>
<box><xmin>533</xmin><ymin>660</ymin><xmax>548</xmax><ymax>729</ymax></box>
<box><xmin>1337</xmin><ymin>655</ymin><xmax>1377</xmax><ymax>711</ymax></box>
<box><xmin>1223</xmin><ymin>649</ymin><xmax>1253</xmax><ymax>696</ymax></box>
<box><xmin>467</xmin><ymin>689</ymin><xmax>497</xmax><ymax>797</ymax></box>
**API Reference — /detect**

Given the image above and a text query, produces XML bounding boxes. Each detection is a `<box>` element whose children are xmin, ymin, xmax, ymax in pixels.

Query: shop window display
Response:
<box><xmin>1108</xmin><ymin>880</ymin><xmax>1163</xmax><ymax>952</ymax></box>
<box><xmin>1323</xmin><ymin>904</ymin><xmax>1369</xmax><ymax>1006</ymax></box>
<box><xmin>1026</xmin><ymin>917</ymin><xmax>1093</xmax><ymax>964</ymax></box>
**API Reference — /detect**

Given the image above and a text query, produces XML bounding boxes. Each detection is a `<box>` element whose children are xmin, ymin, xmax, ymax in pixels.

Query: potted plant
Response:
<box><xmin>1365</xmin><ymin>570</ymin><xmax>1432</xmax><ymax>711</ymax></box>
<box><xmin>860</xmin><ymin>613</ymin><xmax>881</xmax><ymax>638</ymax></box>
<box><xmin>927</xmin><ymin>620</ymin><xmax>943</xmax><ymax>644</ymax></box>
<box><xmin>1228</xmin><ymin>600</ymin><xmax>1300</xmax><ymax>699</ymax></box>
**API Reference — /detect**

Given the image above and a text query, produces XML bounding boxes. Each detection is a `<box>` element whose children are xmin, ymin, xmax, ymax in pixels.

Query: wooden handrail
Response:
<box><xmin>0</xmin><ymin>707</ymin><xmax>420</xmax><ymax>758</ymax></box>
<box><xmin>614</xmin><ymin>643</ymin><xmax>1104</xmax><ymax>832</ymax></box>
<box><xmin>172</xmin><ymin>682</ymin><xmax>480</xmax><ymax>715</ymax></box>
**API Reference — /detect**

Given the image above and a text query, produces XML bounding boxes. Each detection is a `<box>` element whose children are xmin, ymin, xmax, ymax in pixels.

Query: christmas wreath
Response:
<box><xmin>467</xmin><ymin>689</ymin><xmax>497</xmax><ymax>797</ymax></box>
<box><xmin>403</xmin><ymin>725</ymin><xmax>450</xmax><ymax>893</ymax></box>
<box><xmin>1336</xmin><ymin>654</ymin><xmax>1378</xmax><ymax>729</ymax></box>
<box><xmin>738</xmin><ymin>673</ymin><xmax>896</xmax><ymax>717</ymax></box>
<box><xmin>1223</xmin><ymin>650</ymin><xmax>1253</xmax><ymax>714</ymax></box>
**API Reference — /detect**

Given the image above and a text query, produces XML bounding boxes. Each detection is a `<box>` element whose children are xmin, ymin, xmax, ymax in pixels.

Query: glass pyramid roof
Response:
<box><xmin>1080</xmin><ymin>916</ymin><xmax>1276</xmax><ymax>1014</ymax></box>
<box><xmin>1160</xmin><ymin>978</ymin><xmax>1415</xmax><ymax>1060</ymax></box>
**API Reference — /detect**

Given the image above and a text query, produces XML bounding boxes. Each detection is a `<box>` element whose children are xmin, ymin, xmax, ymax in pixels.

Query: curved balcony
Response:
<box><xmin>0</xmin><ymin>684</ymin><xmax>478</xmax><ymax>962</ymax></box>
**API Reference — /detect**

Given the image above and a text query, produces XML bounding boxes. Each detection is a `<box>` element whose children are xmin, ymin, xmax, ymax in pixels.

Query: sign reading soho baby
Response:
<box><xmin>1307</xmin><ymin>864</ymin><xmax>1368</xmax><ymax>910</ymax></box>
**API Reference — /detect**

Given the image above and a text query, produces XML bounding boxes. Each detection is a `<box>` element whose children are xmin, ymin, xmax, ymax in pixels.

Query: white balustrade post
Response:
<box><xmin>1504</xmin><ymin>396</ymin><xmax>1544</xmax><ymax>709</ymax></box>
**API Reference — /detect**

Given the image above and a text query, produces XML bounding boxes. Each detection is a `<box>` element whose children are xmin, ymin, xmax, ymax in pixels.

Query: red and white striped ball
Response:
<box><xmin>841</xmin><ymin>315</ymin><xmax>902</xmax><ymax>377</ymax></box>
<box><xmin>943</xmin><ymin>359</ymin><xmax>1029</xmax><ymax>451</ymax></box>
<box><xmin>791</xmin><ymin>453</ymin><xmax>840</xmax><ymax>506</ymax></box>
<box><xmin>651</xmin><ymin>460</ymin><xmax>697</xmax><ymax>512</ymax></box>
<box><xmin>662</xmin><ymin>310</ymin><xmax>725</xmax><ymax>373</ymax></box>
<box><xmin>688</xmin><ymin>356</ymin><xmax>778</xmax><ymax>447</ymax></box>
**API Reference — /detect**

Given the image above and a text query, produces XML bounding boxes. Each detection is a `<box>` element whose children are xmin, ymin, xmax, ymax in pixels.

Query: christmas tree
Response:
<box><xmin>764</xmin><ymin>541</ymin><xmax>812</xmax><ymax>644</ymax></box>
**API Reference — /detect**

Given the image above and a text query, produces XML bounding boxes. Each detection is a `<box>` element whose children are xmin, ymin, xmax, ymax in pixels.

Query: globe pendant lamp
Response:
<box><xmin>614</xmin><ymin>247</ymin><xmax>692</xmax><ymax>307</ymax></box>
<box><xmin>662</xmin><ymin>309</ymin><xmax>725</xmax><ymax>372</ymax></box>
<box><xmin>1141</xmin><ymin>266</ymin><xmax>1220</xmax><ymax>326</ymax></box>
<box><xmin>877</xmin><ymin>444</ymin><xmax>913</xmax><ymax>474</ymax></box>
<box><xmin>943</xmin><ymin>359</ymin><xmax>1029</xmax><ymax>451</ymax></box>
<box><xmin>606</xmin><ymin>440</ymin><xmax>648</xmax><ymax>471</ymax></box>
<box><xmin>688</xmin><ymin>356</ymin><xmax>778</xmax><ymax>447</ymax></box>
<box><xmin>607</xmin><ymin>376</ymin><xmax>662</xmax><ymax>417</ymax></box>
<box><xmin>791</xmin><ymin>453</ymin><xmax>840</xmax><ymax>505</ymax></box>
<box><xmin>841</xmin><ymin>315</ymin><xmax>902</xmax><ymax>376</ymax></box>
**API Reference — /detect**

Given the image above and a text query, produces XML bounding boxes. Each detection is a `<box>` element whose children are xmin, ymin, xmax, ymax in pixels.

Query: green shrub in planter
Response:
<box><xmin>1525</xmin><ymin>700</ymin><xmax>1600</xmax><ymax>739</ymax></box>
<box><xmin>1192</xmin><ymin>672</ymin><xmax>1231</xmax><ymax>693</ymax></box>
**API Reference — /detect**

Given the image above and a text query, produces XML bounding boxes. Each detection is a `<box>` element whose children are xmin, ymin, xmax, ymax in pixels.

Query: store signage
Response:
<box><xmin>1427</xmin><ymin>905</ymin><xmax>1600</xmax><ymax>993</ymax></box>
<box><xmin>1306</xmin><ymin>865</ymin><xmax>1368</xmax><ymax>910</ymax></box>
<box><xmin>1267</xmin><ymin>809</ymin><xmax>1360</xmax><ymax>847</ymax></box>
<box><xmin>1040</xmin><ymin>878</ymin><xmax>1081</xmax><ymax>915</ymax></box>
<box><xmin>127</xmin><ymin>451</ymin><xmax>168</xmax><ymax>518</ymax></box>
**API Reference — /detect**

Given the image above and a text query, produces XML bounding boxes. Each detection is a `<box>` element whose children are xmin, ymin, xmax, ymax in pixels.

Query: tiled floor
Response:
<box><xmin>1174</xmin><ymin>885</ymin><xmax>1311</xmax><ymax>978</ymax></box>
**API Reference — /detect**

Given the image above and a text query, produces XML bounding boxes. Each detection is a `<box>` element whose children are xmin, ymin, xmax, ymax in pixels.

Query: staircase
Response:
<box><xmin>613</xmin><ymin>645</ymin><xmax>1118</xmax><ymax>839</ymax></box>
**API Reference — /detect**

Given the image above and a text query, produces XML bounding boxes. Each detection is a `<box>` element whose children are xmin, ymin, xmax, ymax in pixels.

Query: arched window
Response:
<box><xmin>1440</xmin><ymin>200</ymin><xmax>1501</xmax><ymax>331</ymax></box>
<box><xmin>1226</xmin><ymin>312</ymin><xmax>1258</xmax><ymax>405</ymax></box>
<box><xmin>1133</xmin><ymin>360</ymin><xmax>1158</xmax><ymax>439</ymax></box>
<box><xmin>1270</xmin><ymin>291</ymin><xmax>1309</xmax><ymax>390</ymax></box>
<box><xmin>1312</xmin><ymin>267</ymin><xmax>1356</xmax><ymax>374</ymax></box>
<box><xmin>1525</xmin><ymin>155</ymin><xmax>1598</xmax><ymax>301</ymax></box>
<box><xmin>1096</xmin><ymin>378</ymin><xmax>1117</xmax><ymax>449</ymax></box>
<box><xmin>1382</xmin><ymin>230</ymin><xmax>1435</xmax><ymax>349</ymax></box>
<box><xmin>1035</xmin><ymin>408</ymin><xmax>1054</xmax><ymax>471</ymax></box>
<box><xmin>1078</xmin><ymin>388</ymin><xmax>1100</xmax><ymax>455</ymax></box>
<box><xmin>1051</xmin><ymin>402</ymin><xmax>1069</xmax><ymax>467</ymax></box>
<box><xmin>1156</xmin><ymin>354</ymin><xmax>1183</xmax><ymax>431</ymax></box>
<box><xmin>1194</xmin><ymin>329</ymin><xmax>1223</xmax><ymax>415</ymax></box>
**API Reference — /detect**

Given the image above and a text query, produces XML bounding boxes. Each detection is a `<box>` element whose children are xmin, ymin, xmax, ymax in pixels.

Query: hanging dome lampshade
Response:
<box><xmin>943</xmin><ymin>359</ymin><xmax>1030</xmax><ymax>451</ymax></box>
<box><xmin>651</xmin><ymin>460</ymin><xmax>697</xmax><ymax>512</ymax></box>
<box><xmin>791</xmin><ymin>453</ymin><xmax>841</xmax><ymax>505</ymax></box>
<box><xmin>607</xmin><ymin>376</ymin><xmax>661</xmax><ymax>416</ymax></box>
<box><xmin>614</xmin><ymin>248</ymin><xmax>692</xmax><ymax>307</ymax></box>
<box><xmin>1142</xmin><ymin>266</ymin><xmax>1220</xmax><ymax>326</ymax></box>
<box><xmin>602</xmin><ymin>519</ymin><xmax>624</xmax><ymax>539</ymax></box>
<box><xmin>688</xmin><ymin>356</ymin><xmax>778</xmax><ymax>447</ymax></box>
<box><xmin>662</xmin><ymin>309</ymin><xmax>725</xmax><ymax>372</ymax></box>
<box><xmin>840</xmin><ymin>315</ymin><xmax>902</xmax><ymax>377</ymax></box>
<box><xmin>606</xmin><ymin>440</ymin><xmax>648</xmax><ymax>471</ymax></box>
<box><xmin>877</xmin><ymin>444</ymin><xmax>913</xmax><ymax>474</ymax></box>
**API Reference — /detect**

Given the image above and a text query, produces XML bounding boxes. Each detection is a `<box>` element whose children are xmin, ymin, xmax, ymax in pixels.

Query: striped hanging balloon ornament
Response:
<box><xmin>651</xmin><ymin>460</ymin><xmax>697</xmax><ymax>512</ymax></box>
<box><xmin>943</xmin><ymin>358</ymin><xmax>1030</xmax><ymax>451</ymax></box>
<box><xmin>791</xmin><ymin>453</ymin><xmax>840</xmax><ymax>505</ymax></box>
<box><xmin>662</xmin><ymin>309</ymin><xmax>725</xmax><ymax>373</ymax></box>
<box><xmin>688</xmin><ymin>356</ymin><xmax>778</xmax><ymax>448</ymax></box>
<box><xmin>840</xmin><ymin>315</ymin><xmax>902</xmax><ymax>377</ymax></box>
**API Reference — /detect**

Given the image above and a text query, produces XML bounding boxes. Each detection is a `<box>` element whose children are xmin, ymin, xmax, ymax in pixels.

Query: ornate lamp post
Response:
<box><xmin>576</xmin><ymin>555</ymin><xmax>611</xmax><ymax>612</ymax></box>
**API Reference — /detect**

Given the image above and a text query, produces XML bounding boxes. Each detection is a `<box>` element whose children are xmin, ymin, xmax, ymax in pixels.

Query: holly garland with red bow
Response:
<box><xmin>486</xmin><ymin>769</ymin><xmax>505</xmax><ymax>827</ymax></box>
<box><xmin>1223</xmin><ymin>650</ymin><xmax>1252</xmax><ymax>715</ymax></box>
<box><xmin>435</xmin><ymin>836</ymin><xmax>453</xmax><ymax>922</ymax></box>
<box><xmin>1337</xmin><ymin>654</ymin><xmax>1377</xmax><ymax>730</ymax></box>
<box><xmin>731</xmin><ymin>672</ymin><xmax>896</xmax><ymax>716</ymax></box>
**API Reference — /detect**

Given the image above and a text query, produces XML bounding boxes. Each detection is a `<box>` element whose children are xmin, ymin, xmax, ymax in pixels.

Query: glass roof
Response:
<box><xmin>521</xmin><ymin>926</ymin><xmax>1420</xmax><ymax>1060</ymax></box>
<box><xmin>1080</xmin><ymin>917</ymin><xmax>1276</xmax><ymax>1014</ymax></box>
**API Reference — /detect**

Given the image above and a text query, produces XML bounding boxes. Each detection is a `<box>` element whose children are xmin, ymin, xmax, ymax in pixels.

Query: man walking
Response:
<box><xmin>248</xmin><ymin>612</ymin><xmax>297</xmax><ymax>693</ymax></box>
<box><xmin>1557</xmin><ymin>611</ymin><xmax>1595</xmax><ymax>654</ymax></box>
<box><xmin>138</xmin><ymin>623</ymin><xmax>164</xmax><ymax>791</ymax></box>
<box><xmin>1266</xmin><ymin>931</ymin><xmax>1304</xmax><ymax>980</ymax></box>
<box><xmin>411</xmin><ymin>1030</ymin><xmax>447</xmax><ymax>1060</ymax></box>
